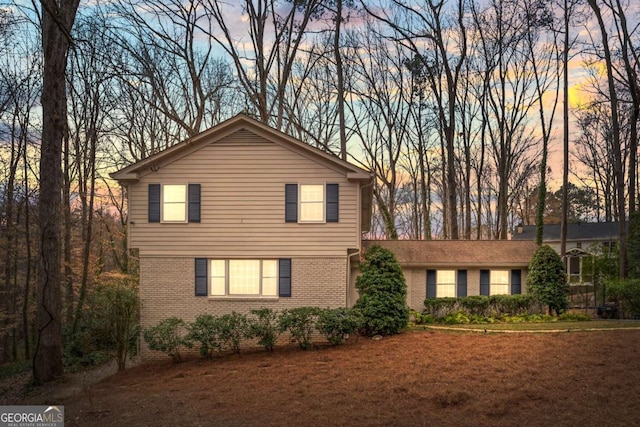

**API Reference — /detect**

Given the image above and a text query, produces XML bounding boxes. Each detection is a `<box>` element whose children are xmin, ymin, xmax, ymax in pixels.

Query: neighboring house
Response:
<box><xmin>350</xmin><ymin>240</ymin><xmax>538</xmax><ymax>311</ymax></box>
<box><xmin>512</xmin><ymin>222</ymin><xmax>620</xmax><ymax>284</ymax></box>
<box><xmin>111</xmin><ymin>114</ymin><xmax>373</xmax><ymax>357</ymax></box>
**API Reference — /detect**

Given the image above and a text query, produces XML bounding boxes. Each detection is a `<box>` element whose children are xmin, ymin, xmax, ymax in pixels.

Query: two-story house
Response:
<box><xmin>111</xmin><ymin>114</ymin><xmax>373</xmax><ymax>356</ymax></box>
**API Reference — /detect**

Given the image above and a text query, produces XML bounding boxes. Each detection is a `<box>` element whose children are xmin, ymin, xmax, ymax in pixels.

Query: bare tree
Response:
<box><xmin>586</xmin><ymin>0</ymin><xmax>627</xmax><ymax>278</ymax></box>
<box><xmin>35</xmin><ymin>0</ymin><xmax>81</xmax><ymax>383</ymax></box>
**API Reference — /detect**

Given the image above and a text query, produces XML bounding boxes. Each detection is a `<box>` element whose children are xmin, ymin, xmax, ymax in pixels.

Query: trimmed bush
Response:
<box><xmin>279</xmin><ymin>307</ymin><xmax>322</xmax><ymax>350</ymax></box>
<box><xmin>354</xmin><ymin>245</ymin><xmax>409</xmax><ymax>336</ymax></box>
<box><xmin>248</xmin><ymin>308</ymin><xmax>281</xmax><ymax>352</ymax></box>
<box><xmin>423</xmin><ymin>297</ymin><xmax>458</xmax><ymax>318</ymax></box>
<box><xmin>316</xmin><ymin>308</ymin><xmax>363</xmax><ymax>346</ymax></box>
<box><xmin>527</xmin><ymin>245</ymin><xmax>570</xmax><ymax>315</ymax></box>
<box><xmin>459</xmin><ymin>296</ymin><xmax>490</xmax><ymax>316</ymax></box>
<box><xmin>143</xmin><ymin>317</ymin><xmax>188</xmax><ymax>363</ymax></box>
<box><xmin>186</xmin><ymin>314</ymin><xmax>221</xmax><ymax>358</ymax></box>
<box><xmin>217</xmin><ymin>312</ymin><xmax>250</xmax><ymax>354</ymax></box>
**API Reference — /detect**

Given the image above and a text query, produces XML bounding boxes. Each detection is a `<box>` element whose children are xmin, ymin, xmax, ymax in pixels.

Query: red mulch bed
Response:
<box><xmin>12</xmin><ymin>329</ymin><xmax>640</xmax><ymax>426</ymax></box>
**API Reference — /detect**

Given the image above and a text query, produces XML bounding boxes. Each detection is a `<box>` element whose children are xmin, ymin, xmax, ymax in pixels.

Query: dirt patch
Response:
<box><xmin>4</xmin><ymin>330</ymin><xmax>640</xmax><ymax>426</ymax></box>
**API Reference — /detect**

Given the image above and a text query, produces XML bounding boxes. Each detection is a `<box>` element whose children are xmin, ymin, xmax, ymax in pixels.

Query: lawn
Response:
<box><xmin>5</xmin><ymin>328</ymin><xmax>640</xmax><ymax>426</ymax></box>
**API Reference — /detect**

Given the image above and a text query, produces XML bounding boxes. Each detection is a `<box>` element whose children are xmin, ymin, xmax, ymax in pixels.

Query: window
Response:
<box><xmin>285</xmin><ymin>183</ymin><xmax>339</xmax><ymax>223</ymax></box>
<box><xmin>149</xmin><ymin>183</ymin><xmax>200</xmax><ymax>223</ymax></box>
<box><xmin>163</xmin><ymin>184</ymin><xmax>187</xmax><ymax>222</ymax></box>
<box><xmin>427</xmin><ymin>269</ymin><xmax>466</xmax><ymax>298</ymax></box>
<box><xmin>490</xmin><ymin>270</ymin><xmax>509</xmax><ymax>295</ymax></box>
<box><xmin>436</xmin><ymin>270</ymin><xmax>456</xmax><ymax>298</ymax></box>
<box><xmin>300</xmin><ymin>184</ymin><xmax>324</xmax><ymax>222</ymax></box>
<box><xmin>210</xmin><ymin>260</ymin><xmax>278</xmax><ymax>297</ymax></box>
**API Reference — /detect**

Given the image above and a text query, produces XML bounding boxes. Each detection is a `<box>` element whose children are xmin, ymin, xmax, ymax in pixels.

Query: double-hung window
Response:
<box><xmin>489</xmin><ymin>270</ymin><xmax>509</xmax><ymax>295</ymax></box>
<box><xmin>162</xmin><ymin>184</ymin><xmax>187</xmax><ymax>222</ymax></box>
<box><xmin>285</xmin><ymin>183</ymin><xmax>339</xmax><ymax>223</ymax></box>
<box><xmin>299</xmin><ymin>185</ymin><xmax>325</xmax><ymax>222</ymax></box>
<box><xmin>148</xmin><ymin>183</ymin><xmax>200</xmax><ymax>223</ymax></box>
<box><xmin>436</xmin><ymin>270</ymin><xmax>456</xmax><ymax>298</ymax></box>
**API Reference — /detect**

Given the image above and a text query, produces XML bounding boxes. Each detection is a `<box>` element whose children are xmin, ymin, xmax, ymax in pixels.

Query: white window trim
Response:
<box><xmin>489</xmin><ymin>270</ymin><xmax>510</xmax><ymax>296</ymax></box>
<box><xmin>161</xmin><ymin>184</ymin><xmax>188</xmax><ymax>223</ymax></box>
<box><xmin>209</xmin><ymin>259</ymin><xmax>279</xmax><ymax>298</ymax></box>
<box><xmin>436</xmin><ymin>270</ymin><xmax>456</xmax><ymax>298</ymax></box>
<box><xmin>298</xmin><ymin>184</ymin><xmax>326</xmax><ymax>223</ymax></box>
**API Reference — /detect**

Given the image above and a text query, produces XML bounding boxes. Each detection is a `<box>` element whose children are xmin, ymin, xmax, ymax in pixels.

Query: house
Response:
<box><xmin>111</xmin><ymin>114</ymin><xmax>373</xmax><ymax>356</ymax></box>
<box><xmin>350</xmin><ymin>240</ymin><xmax>538</xmax><ymax>311</ymax></box>
<box><xmin>512</xmin><ymin>222</ymin><xmax>620</xmax><ymax>283</ymax></box>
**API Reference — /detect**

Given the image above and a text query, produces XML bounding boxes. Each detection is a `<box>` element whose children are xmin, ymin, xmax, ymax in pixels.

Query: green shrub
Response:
<box><xmin>316</xmin><ymin>308</ymin><xmax>363</xmax><ymax>346</ymax></box>
<box><xmin>607</xmin><ymin>279</ymin><xmax>640</xmax><ymax>319</ymax></box>
<box><xmin>527</xmin><ymin>245</ymin><xmax>570</xmax><ymax>315</ymax></box>
<box><xmin>355</xmin><ymin>245</ymin><xmax>409</xmax><ymax>336</ymax></box>
<box><xmin>489</xmin><ymin>294</ymin><xmax>536</xmax><ymax>316</ymax></box>
<box><xmin>217</xmin><ymin>312</ymin><xmax>250</xmax><ymax>354</ymax></box>
<box><xmin>279</xmin><ymin>307</ymin><xmax>322</xmax><ymax>350</ymax></box>
<box><xmin>440</xmin><ymin>311</ymin><xmax>470</xmax><ymax>325</ymax></box>
<box><xmin>557</xmin><ymin>312</ymin><xmax>592</xmax><ymax>322</ymax></box>
<box><xmin>423</xmin><ymin>297</ymin><xmax>458</xmax><ymax>317</ymax></box>
<box><xmin>143</xmin><ymin>317</ymin><xmax>188</xmax><ymax>363</ymax></box>
<box><xmin>248</xmin><ymin>308</ymin><xmax>281</xmax><ymax>352</ymax></box>
<box><xmin>186</xmin><ymin>314</ymin><xmax>221</xmax><ymax>358</ymax></box>
<box><xmin>90</xmin><ymin>274</ymin><xmax>140</xmax><ymax>370</ymax></box>
<box><xmin>459</xmin><ymin>296</ymin><xmax>490</xmax><ymax>316</ymax></box>
<box><xmin>410</xmin><ymin>309</ymin><xmax>435</xmax><ymax>325</ymax></box>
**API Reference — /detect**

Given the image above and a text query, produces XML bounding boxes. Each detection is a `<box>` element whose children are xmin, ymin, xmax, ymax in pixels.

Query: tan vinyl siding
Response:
<box><xmin>128</xmin><ymin>130</ymin><xmax>361</xmax><ymax>257</ymax></box>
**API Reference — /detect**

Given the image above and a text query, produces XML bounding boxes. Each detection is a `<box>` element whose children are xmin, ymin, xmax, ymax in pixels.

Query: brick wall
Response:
<box><xmin>139</xmin><ymin>256</ymin><xmax>347</xmax><ymax>359</ymax></box>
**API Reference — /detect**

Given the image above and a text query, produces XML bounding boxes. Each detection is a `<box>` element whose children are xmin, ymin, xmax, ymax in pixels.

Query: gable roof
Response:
<box><xmin>111</xmin><ymin>113</ymin><xmax>372</xmax><ymax>183</ymax></box>
<box><xmin>362</xmin><ymin>240</ymin><xmax>538</xmax><ymax>268</ymax></box>
<box><xmin>110</xmin><ymin>114</ymin><xmax>374</xmax><ymax>231</ymax></box>
<box><xmin>512</xmin><ymin>222</ymin><xmax>621</xmax><ymax>242</ymax></box>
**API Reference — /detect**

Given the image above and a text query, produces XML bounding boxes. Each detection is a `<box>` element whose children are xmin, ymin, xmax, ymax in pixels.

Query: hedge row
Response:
<box><xmin>422</xmin><ymin>295</ymin><xmax>544</xmax><ymax>319</ymax></box>
<box><xmin>143</xmin><ymin>307</ymin><xmax>362</xmax><ymax>362</ymax></box>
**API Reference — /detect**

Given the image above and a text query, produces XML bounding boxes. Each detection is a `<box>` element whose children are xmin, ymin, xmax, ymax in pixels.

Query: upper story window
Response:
<box><xmin>285</xmin><ymin>183</ymin><xmax>339</xmax><ymax>223</ymax></box>
<box><xmin>148</xmin><ymin>183</ymin><xmax>200</xmax><ymax>223</ymax></box>
<box><xmin>162</xmin><ymin>184</ymin><xmax>187</xmax><ymax>222</ymax></box>
<box><xmin>300</xmin><ymin>184</ymin><xmax>325</xmax><ymax>222</ymax></box>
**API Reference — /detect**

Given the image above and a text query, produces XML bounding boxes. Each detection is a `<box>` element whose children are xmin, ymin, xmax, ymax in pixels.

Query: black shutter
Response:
<box><xmin>511</xmin><ymin>269</ymin><xmax>522</xmax><ymax>295</ymax></box>
<box><xmin>480</xmin><ymin>269</ymin><xmax>490</xmax><ymax>296</ymax></box>
<box><xmin>148</xmin><ymin>184</ymin><xmax>160</xmax><ymax>222</ymax></box>
<box><xmin>426</xmin><ymin>270</ymin><xmax>436</xmax><ymax>299</ymax></box>
<box><xmin>457</xmin><ymin>270</ymin><xmax>468</xmax><ymax>297</ymax></box>
<box><xmin>285</xmin><ymin>184</ymin><xmax>298</xmax><ymax>223</ymax></box>
<box><xmin>188</xmin><ymin>184</ymin><xmax>201</xmax><ymax>223</ymax></box>
<box><xmin>195</xmin><ymin>258</ymin><xmax>208</xmax><ymax>296</ymax></box>
<box><xmin>279</xmin><ymin>258</ymin><xmax>292</xmax><ymax>297</ymax></box>
<box><xmin>326</xmin><ymin>184</ymin><xmax>339</xmax><ymax>222</ymax></box>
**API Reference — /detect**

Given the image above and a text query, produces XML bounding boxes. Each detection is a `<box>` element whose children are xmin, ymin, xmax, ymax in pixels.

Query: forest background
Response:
<box><xmin>0</xmin><ymin>0</ymin><xmax>638</xmax><ymax>379</ymax></box>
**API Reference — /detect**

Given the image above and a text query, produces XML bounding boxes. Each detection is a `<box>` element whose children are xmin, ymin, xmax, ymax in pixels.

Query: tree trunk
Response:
<box><xmin>34</xmin><ymin>0</ymin><xmax>80</xmax><ymax>384</ymax></box>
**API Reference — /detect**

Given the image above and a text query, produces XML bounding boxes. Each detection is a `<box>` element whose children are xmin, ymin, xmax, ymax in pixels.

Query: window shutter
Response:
<box><xmin>326</xmin><ymin>184</ymin><xmax>339</xmax><ymax>222</ymax></box>
<box><xmin>480</xmin><ymin>269</ymin><xmax>490</xmax><ymax>296</ymax></box>
<box><xmin>457</xmin><ymin>270</ymin><xmax>468</xmax><ymax>297</ymax></box>
<box><xmin>188</xmin><ymin>184</ymin><xmax>201</xmax><ymax>223</ymax></box>
<box><xmin>148</xmin><ymin>184</ymin><xmax>161</xmax><ymax>223</ymax></box>
<box><xmin>285</xmin><ymin>184</ymin><xmax>298</xmax><ymax>223</ymax></box>
<box><xmin>426</xmin><ymin>270</ymin><xmax>436</xmax><ymax>299</ymax></box>
<box><xmin>195</xmin><ymin>258</ymin><xmax>208</xmax><ymax>296</ymax></box>
<box><xmin>279</xmin><ymin>258</ymin><xmax>292</xmax><ymax>297</ymax></box>
<box><xmin>511</xmin><ymin>269</ymin><xmax>522</xmax><ymax>295</ymax></box>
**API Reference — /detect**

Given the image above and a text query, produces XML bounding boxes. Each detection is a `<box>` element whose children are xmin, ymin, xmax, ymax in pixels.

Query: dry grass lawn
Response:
<box><xmin>6</xmin><ymin>329</ymin><xmax>640</xmax><ymax>426</ymax></box>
